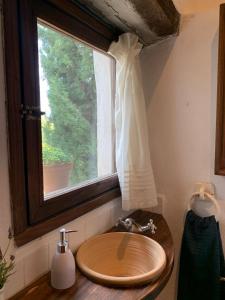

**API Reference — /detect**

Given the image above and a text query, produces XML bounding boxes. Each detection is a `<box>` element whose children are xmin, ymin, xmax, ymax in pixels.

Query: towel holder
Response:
<box><xmin>189</xmin><ymin>183</ymin><xmax>224</xmax><ymax>282</ymax></box>
<box><xmin>189</xmin><ymin>182</ymin><xmax>220</xmax><ymax>221</ymax></box>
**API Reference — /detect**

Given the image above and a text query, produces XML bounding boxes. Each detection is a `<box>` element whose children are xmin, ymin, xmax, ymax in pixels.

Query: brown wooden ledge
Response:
<box><xmin>9</xmin><ymin>210</ymin><xmax>174</xmax><ymax>300</ymax></box>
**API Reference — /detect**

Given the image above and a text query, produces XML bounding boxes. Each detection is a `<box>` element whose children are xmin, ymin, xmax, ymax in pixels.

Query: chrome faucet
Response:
<box><xmin>116</xmin><ymin>217</ymin><xmax>157</xmax><ymax>234</ymax></box>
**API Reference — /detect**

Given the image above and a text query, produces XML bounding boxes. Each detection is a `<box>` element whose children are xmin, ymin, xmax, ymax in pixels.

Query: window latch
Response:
<box><xmin>20</xmin><ymin>105</ymin><xmax>45</xmax><ymax>120</ymax></box>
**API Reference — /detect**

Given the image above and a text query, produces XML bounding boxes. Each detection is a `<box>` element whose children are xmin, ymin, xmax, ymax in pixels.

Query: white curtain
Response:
<box><xmin>108</xmin><ymin>33</ymin><xmax>157</xmax><ymax>211</ymax></box>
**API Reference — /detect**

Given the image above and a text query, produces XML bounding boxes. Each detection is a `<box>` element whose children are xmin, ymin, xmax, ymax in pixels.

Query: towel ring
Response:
<box><xmin>189</xmin><ymin>191</ymin><xmax>220</xmax><ymax>221</ymax></box>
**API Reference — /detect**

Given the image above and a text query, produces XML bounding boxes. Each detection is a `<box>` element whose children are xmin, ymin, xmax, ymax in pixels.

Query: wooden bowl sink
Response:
<box><xmin>76</xmin><ymin>232</ymin><xmax>166</xmax><ymax>287</ymax></box>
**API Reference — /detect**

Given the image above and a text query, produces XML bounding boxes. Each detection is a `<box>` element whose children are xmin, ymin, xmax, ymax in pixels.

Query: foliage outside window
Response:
<box><xmin>38</xmin><ymin>23</ymin><xmax>115</xmax><ymax>196</ymax></box>
<box><xmin>39</xmin><ymin>24</ymin><xmax>98</xmax><ymax>186</ymax></box>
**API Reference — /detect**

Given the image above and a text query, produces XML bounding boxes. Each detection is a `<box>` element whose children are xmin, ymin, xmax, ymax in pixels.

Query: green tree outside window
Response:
<box><xmin>38</xmin><ymin>24</ymin><xmax>97</xmax><ymax>185</ymax></box>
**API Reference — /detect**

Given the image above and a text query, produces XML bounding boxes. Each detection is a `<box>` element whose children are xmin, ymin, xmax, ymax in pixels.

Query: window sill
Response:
<box><xmin>15</xmin><ymin>187</ymin><xmax>121</xmax><ymax>246</ymax></box>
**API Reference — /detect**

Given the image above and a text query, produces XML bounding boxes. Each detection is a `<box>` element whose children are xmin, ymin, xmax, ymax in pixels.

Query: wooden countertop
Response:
<box><xmin>9</xmin><ymin>210</ymin><xmax>174</xmax><ymax>300</ymax></box>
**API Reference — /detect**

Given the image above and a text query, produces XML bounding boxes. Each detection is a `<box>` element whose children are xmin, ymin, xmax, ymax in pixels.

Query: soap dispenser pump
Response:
<box><xmin>51</xmin><ymin>228</ymin><xmax>77</xmax><ymax>289</ymax></box>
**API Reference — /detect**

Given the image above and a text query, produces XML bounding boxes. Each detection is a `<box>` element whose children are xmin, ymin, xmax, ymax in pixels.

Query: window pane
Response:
<box><xmin>38</xmin><ymin>22</ymin><xmax>115</xmax><ymax>199</ymax></box>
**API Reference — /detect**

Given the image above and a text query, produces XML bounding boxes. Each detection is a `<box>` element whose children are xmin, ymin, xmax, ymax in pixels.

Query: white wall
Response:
<box><xmin>173</xmin><ymin>0</ymin><xmax>224</xmax><ymax>14</ymax></box>
<box><xmin>140</xmin><ymin>5</ymin><xmax>225</xmax><ymax>300</ymax></box>
<box><xmin>0</xmin><ymin>10</ymin><xmax>126</xmax><ymax>299</ymax></box>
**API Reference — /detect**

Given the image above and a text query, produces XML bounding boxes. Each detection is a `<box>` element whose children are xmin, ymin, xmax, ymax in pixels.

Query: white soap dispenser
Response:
<box><xmin>51</xmin><ymin>228</ymin><xmax>77</xmax><ymax>289</ymax></box>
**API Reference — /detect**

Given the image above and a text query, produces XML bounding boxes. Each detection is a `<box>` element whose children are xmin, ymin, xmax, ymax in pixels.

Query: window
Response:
<box><xmin>4</xmin><ymin>0</ymin><xmax>120</xmax><ymax>246</ymax></box>
<box><xmin>38</xmin><ymin>22</ymin><xmax>115</xmax><ymax>198</ymax></box>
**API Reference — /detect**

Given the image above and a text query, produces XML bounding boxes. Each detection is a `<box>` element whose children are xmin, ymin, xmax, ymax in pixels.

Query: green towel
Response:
<box><xmin>177</xmin><ymin>210</ymin><xmax>225</xmax><ymax>300</ymax></box>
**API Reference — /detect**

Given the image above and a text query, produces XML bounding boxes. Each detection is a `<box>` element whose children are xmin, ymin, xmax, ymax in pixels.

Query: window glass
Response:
<box><xmin>38</xmin><ymin>22</ymin><xmax>115</xmax><ymax>198</ymax></box>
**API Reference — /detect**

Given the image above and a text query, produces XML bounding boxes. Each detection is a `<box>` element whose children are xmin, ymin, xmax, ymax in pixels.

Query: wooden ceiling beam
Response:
<box><xmin>73</xmin><ymin>0</ymin><xmax>180</xmax><ymax>45</ymax></box>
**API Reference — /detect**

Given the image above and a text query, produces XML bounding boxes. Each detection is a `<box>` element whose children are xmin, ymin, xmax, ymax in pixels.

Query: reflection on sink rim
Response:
<box><xmin>76</xmin><ymin>232</ymin><xmax>167</xmax><ymax>287</ymax></box>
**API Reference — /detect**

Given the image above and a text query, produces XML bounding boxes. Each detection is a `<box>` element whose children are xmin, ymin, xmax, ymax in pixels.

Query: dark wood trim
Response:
<box><xmin>30</xmin><ymin>175</ymin><xmax>119</xmax><ymax>224</ymax></box>
<box><xmin>9</xmin><ymin>211</ymin><xmax>174</xmax><ymax>300</ymax></box>
<box><xmin>18</xmin><ymin>0</ymin><xmax>45</xmax><ymax>223</ymax></box>
<box><xmin>3</xmin><ymin>0</ymin><xmax>28</xmax><ymax>234</ymax></box>
<box><xmin>215</xmin><ymin>4</ymin><xmax>225</xmax><ymax>175</ymax></box>
<box><xmin>32</xmin><ymin>0</ymin><xmax>116</xmax><ymax>52</ymax></box>
<box><xmin>3</xmin><ymin>0</ymin><xmax>119</xmax><ymax>245</ymax></box>
<box><xmin>46</xmin><ymin>0</ymin><xmax>118</xmax><ymax>41</ymax></box>
<box><xmin>15</xmin><ymin>187</ymin><xmax>121</xmax><ymax>246</ymax></box>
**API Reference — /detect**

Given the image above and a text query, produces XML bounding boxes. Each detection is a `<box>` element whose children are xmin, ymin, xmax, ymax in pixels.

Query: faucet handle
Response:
<box><xmin>116</xmin><ymin>217</ymin><xmax>157</xmax><ymax>234</ymax></box>
<box><xmin>148</xmin><ymin>219</ymin><xmax>157</xmax><ymax>234</ymax></box>
<box><xmin>116</xmin><ymin>217</ymin><xmax>133</xmax><ymax>231</ymax></box>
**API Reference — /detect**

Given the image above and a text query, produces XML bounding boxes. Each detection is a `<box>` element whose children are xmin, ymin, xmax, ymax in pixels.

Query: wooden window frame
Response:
<box><xmin>3</xmin><ymin>0</ymin><xmax>120</xmax><ymax>246</ymax></box>
<box><xmin>215</xmin><ymin>4</ymin><xmax>225</xmax><ymax>175</ymax></box>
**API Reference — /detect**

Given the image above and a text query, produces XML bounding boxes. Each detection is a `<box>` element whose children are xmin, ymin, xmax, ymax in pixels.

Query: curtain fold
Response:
<box><xmin>108</xmin><ymin>33</ymin><xmax>157</xmax><ymax>210</ymax></box>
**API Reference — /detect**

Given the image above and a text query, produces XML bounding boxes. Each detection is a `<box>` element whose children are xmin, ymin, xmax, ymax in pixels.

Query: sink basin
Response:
<box><xmin>76</xmin><ymin>232</ymin><xmax>166</xmax><ymax>287</ymax></box>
